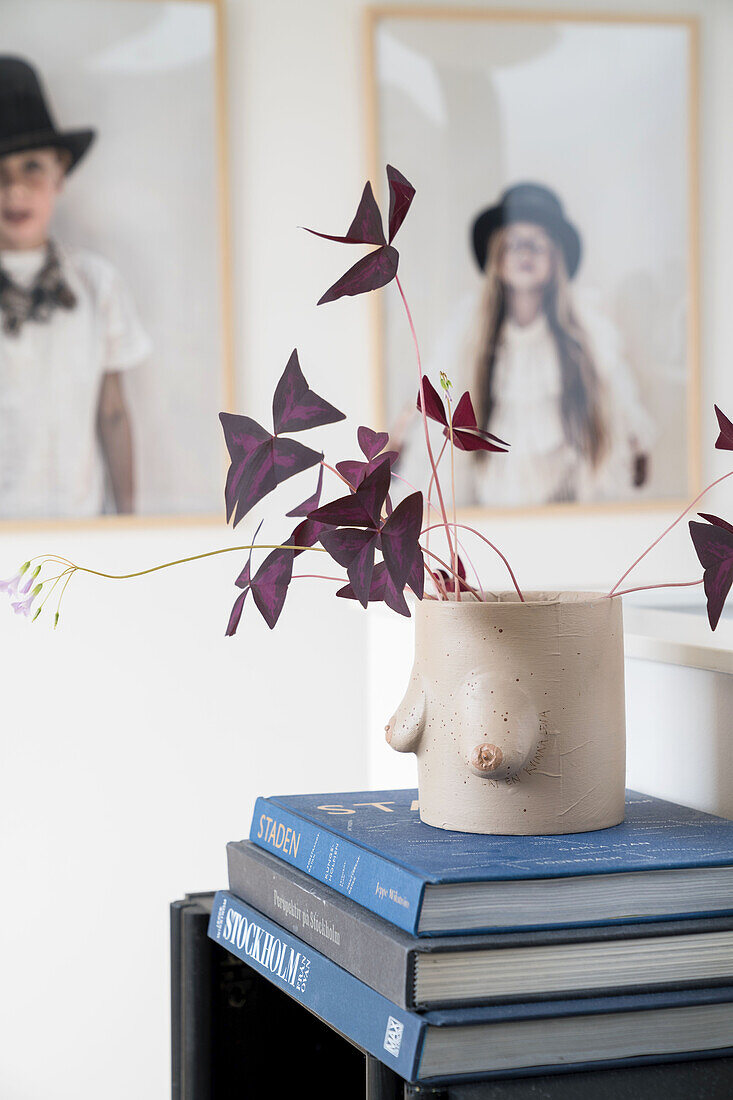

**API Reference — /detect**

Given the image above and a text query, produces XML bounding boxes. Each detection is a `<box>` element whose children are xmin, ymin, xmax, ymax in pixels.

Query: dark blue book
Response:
<box><xmin>208</xmin><ymin>890</ymin><xmax>733</xmax><ymax>1085</ymax></box>
<box><xmin>248</xmin><ymin>789</ymin><xmax>733</xmax><ymax>936</ymax></box>
<box><xmin>227</xmin><ymin>839</ymin><xmax>733</xmax><ymax>1009</ymax></box>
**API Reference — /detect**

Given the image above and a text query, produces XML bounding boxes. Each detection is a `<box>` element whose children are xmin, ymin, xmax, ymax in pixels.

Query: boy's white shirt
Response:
<box><xmin>0</xmin><ymin>241</ymin><xmax>151</xmax><ymax>518</ymax></box>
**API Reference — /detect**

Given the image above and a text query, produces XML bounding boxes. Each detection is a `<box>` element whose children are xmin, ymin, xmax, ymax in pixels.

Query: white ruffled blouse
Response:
<box><xmin>398</xmin><ymin>293</ymin><xmax>655</xmax><ymax>509</ymax></box>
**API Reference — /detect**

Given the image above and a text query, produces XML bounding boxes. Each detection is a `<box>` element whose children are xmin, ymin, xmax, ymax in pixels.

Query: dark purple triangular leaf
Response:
<box><xmin>302</xmin><ymin>182</ymin><xmax>385</xmax><ymax>246</ymax></box>
<box><xmin>287</xmin><ymin>516</ymin><xmax>328</xmax><ymax>557</ymax></box>
<box><xmin>228</xmin><ymin>436</ymin><xmax>323</xmax><ymax>527</ymax></box>
<box><xmin>318</xmin><ymin>527</ymin><xmax>372</xmax><ymax>568</ymax></box>
<box><xmin>380</xmin><ymin>491</ymin><xmax>424</xmax><ymax>590</ymax></box>
<box><xmin>310</xmin><ymin>492</ymin><xmax>374</xmax><ymax>528</ymax></box>
<box><xmin>689</xmin><ymin>519</ymin><xmax>733</xmax><ymax>568</ymax></box>
<box><xmin>336</xmin><ymin>562</ymin><xmax>411</xmax><ymax>617</ymax></box>
<box><xmin>346</xmin><ymin>538</ymin><xmax>379</xmax><ymax>607</ymax></box>
<box><xmin>272</xmin><ymin>349</ymin><xmax>345</xmax><ymax>434</ymax></box>
<box><xmin>453</xmin><ymin>426</ymin><xmax>509</xmax><ymax>454</ymax></box>
<box><xmin>250</xmin><ymin>548</ymin><xmax>295</xmax><ymax>629</ymax></box>
<box><xmin>336</xmin><ymin>450</ymin><xmax>398</xmax><ymax>492</ymax></box>
<box><xmin>270</xmin><ymin>437</ymin><xmax>323</xmax><ymax>484</ymax></box>
<box><xmin>319</xmin><ymin>528</ymin><xmax>379</xmax><ymax>608</ymax></box>
<box><xmin>703</xmin><ymin>561</ymin><xmax>733</xmax><ymax>631</ymax></box>
<box><xmin>373</xmin><ymin>451</ymin><xmax>399</xmax><ymax>471</ymax></box>
<box><xmin>235</xmin><ymin>563</ymin><xmax>252</xmax><ymax>589</ymax></box>
<box><xmin>335</xmin><ymin>459</ymin><xmax>364</xmax><ymax>490</ymax></box>
<box><xmin>416</xmin><ymin>376</ymin><xmax>447</xmax><ymax>426</ymax></box>
<box><xmin>386</xmin><ymin>165</ymin><xmax>415</xmax><ymax>244</ymax></box>
<box><xmin>445</xmin><ymin>391</ymin><xmax>508</xmax><ymax>451</ymax></box>
<box><xmin>406</xmin><ymin>545</ymin><xmax>425</xmax><ymax>600</ymax></box>
<box><xmin>226</xmin><ymin>590</ymin><xmax>249</xmax><ymax>637</ymax></box>
<box><xmin>286</xmin><ymin>463</ymin><xmax>324</xmax><ymax>517</ymax></box>
<box><xmin>698</xmin><ymin>512</ymin><xmax>733</xmax><ymax>536</ymax></box>
<box><xmin>317</xmin><ymin>245</ymin><xmax>399</xmax><ymax>306</ymax></box>
<box><xmin>226</xmin><ymin>442</ymin><xmax>277</xmax><ymax>526</ymax></box>
<box><xmin>356</xmin><ymin>459</ymin><xmax>393</xmax><ymax>526</ymax></box>
<box><xmin>451</xmin><ymin>391</ymin><xmax>477</xmax><ymax>430</ymax></box>
<box><xmin>380</xmin><ymin>571</ymin><xmax>411</xmax><ymax>617</ymax></box>
<box><xmin>358</xmin><ymin>425</ymin><xmax>389</xmax><ymax>461</ymax></box>
<box><xmin>220</xmin><ymin>413</ymin><xmax>273</xmax><ymax>523</ymax></box>
<box><xmin>689</xmin><ymin>519</ymin><xmax>733</xmax><ymax>630</ymax></box>
<box><xmin>373</xmin><ymin>561</ymin><xmax>411</xmax><ymax>617</ymax></box>
<box><xmin>220</xmin><ymin>411</ymin><xmax>271</xmax><ymax>460</ymax></box>
<box><xmin>714</xmin><ymin>406</ymin><xmax>733</xmax><ymax>451</ymax></box>
<box><xmin>311</xmin><ymin>460</ymin><xmax>391</xmax><ymax>529</ymax></box>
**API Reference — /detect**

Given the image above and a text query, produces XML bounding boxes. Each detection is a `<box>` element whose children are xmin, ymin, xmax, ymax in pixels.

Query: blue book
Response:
<box><xmin>248</xmin><ymin>789</ymin><xmax>733</xmax><ymax>936</ymax></box>
<box><xmin>208</xmin><ymin>890</ymin><xmax>733</xmax><ymax>1084</ymax></box>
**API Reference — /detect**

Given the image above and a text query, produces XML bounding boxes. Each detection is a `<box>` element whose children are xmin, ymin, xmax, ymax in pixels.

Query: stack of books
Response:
<box><xmin>208</xmin><ymin>788</ymin><xmax>733</xmax><ymax>1088</ymax></box>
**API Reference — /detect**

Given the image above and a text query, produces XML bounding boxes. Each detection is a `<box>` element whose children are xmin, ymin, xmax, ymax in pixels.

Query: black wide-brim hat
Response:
<box><xmin>471</xmin><ymin>182</ymin><xmax>581</xmax><ymax>279</ymax></box>
<box><xmin>0</xmin><ymin>56</ymin><xmax>95</xmax><ymax>173</ymax></box>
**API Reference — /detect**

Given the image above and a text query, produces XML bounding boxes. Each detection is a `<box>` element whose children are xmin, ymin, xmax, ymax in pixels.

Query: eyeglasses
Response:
<box><xmin>503</xmin><ymin>236</ymin><xmax>551</xmax><ymax>257</ymax></box>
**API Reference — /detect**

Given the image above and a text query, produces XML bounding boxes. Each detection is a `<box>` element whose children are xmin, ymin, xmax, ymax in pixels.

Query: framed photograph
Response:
<box><xmin>0</xmin><ymin>0</ymin><xmax>232</xmax><ymax>525</ymax></box>
<box><xmin>366</xmin><ymin>8</ymin><xmax>699</xmax><ymax>513</ymax></box>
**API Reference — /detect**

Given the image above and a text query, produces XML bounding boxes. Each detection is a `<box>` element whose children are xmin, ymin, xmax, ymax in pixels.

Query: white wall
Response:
<box><xmin>2</xmin><ymin>0</ymin><xmax>733</xmax><ymax>1097</ymax></box>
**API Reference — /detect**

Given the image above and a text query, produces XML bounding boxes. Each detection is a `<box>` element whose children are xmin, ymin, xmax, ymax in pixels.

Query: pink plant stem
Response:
<box><xmin>608</xmin><ymin>578</ymin><xmax>703</xmax><ymax>599</ymax></box>
<box><xmin>425</xmin><ymin>438</ymin><xmax>448</xmax><ymax>559</ymax></box>
<box><xmin>424</xmin><ymin>558</ymin><xmax>448</xmax><ymax>599</ymax></box>
<box><xmin>449</xmin><ymin>531</ymin><xmax>483</xmax><ymax>595</ymax></box>
<box><xmin>321</xmin><ymin>460</ymin><xmax>354</xmax><ymax>491</ymax></box>
<box><xmin>293</xmin><ymin>574</ymin><xmax>346</xmax><ymax>582</ymax></box>
<box><xmin>422</xmin><ymin>549</ymin><xmax>482</xmax><ymax>600</ymax></box>
<box><xmin>421</xmin><ymin>522</ymin><xmax>525</xmax><ymax>602</ymax></box>
<box><xmin>395</xmin><ymin>275</ymin><xmax>455</xmax><ymax>569</ymax></box>
<box><xmin>390</xmin><ymin>468</ymin><xmax>482</xmax><ymax>595</ymax></box>
<box><xmin>608</xmin><ymin>469</ymin><xmax>733</xmax><ymax>597</ymax></box>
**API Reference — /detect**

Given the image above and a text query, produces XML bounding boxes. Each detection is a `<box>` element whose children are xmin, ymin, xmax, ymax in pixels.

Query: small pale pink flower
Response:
<box><xmin>0</xmin><ymin>568</ymin><xmax>26</xmax><ymax>599</ymax></box>
<box><xmin>11</xmin><ymin>583</ymin><xmax>42</xmax><ymax>619</ymax></box>
<box><xmin>11</xmin><ymin>594</ymin><xmax>33</xmax><ymax>618</ymax></box>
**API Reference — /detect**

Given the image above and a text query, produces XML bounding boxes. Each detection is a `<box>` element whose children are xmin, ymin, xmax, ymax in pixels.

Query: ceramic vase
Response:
<box><xmin>385</xmin><ymin>592</ymin><xmax>626</xmax><ymax>835</ymax></box>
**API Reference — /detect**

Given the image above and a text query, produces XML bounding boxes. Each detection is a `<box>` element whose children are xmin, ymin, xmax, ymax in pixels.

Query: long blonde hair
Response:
<box><xmin>471</xmin><ymin>227</ymin><xmax>608</xmax><ymax>468</ymax></box>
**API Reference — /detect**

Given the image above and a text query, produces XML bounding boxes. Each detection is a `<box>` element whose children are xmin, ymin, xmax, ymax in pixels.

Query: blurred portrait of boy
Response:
<box><xmin>0</xmin><ymin>55</ymin><xmax>150</xmax><ymax>518</ymax></box>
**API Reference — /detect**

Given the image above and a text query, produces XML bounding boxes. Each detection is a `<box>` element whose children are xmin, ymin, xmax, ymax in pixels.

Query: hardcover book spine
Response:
<box><xmin>249</xmin><ymin>796</ymin><xmax>426</xmax><ymax>934</ymax></box>
<box><xmin>227</xmin><ymin>841</ymin><xmax>413</xmax><ymax>1007</ymax></box>
<box><xmin>208</xmin><ymin>890</ymin><xmax>425</xmax><ymax>1082</ymax></box>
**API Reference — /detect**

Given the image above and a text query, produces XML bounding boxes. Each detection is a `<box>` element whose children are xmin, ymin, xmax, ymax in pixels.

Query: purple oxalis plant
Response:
<box><xmin>7</xmin><ymin>167</ymin><xmax>733</xmax><ymax>635</ymax></box>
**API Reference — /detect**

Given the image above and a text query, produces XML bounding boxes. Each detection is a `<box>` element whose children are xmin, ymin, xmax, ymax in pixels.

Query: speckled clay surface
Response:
<box><xmin>386</xmin><ymin>592</ymin><xmax>626</xmax><ymax>835</ymax></box>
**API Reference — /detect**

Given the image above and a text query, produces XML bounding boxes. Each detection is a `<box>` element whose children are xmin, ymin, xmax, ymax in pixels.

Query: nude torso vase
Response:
<box><xmin>385</xmin><ymin>592</ymin><xmax>626</xmax><ymax>835</ymax></box>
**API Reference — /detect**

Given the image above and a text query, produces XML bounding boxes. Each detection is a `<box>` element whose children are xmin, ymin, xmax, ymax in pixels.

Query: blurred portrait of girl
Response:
<box><xmin>466</xmin><ymin>183</ymin><xmax>654</xmax><ymax>508</ymax></box>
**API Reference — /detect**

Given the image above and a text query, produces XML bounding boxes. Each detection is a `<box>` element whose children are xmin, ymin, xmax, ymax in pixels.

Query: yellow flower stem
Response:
<box><xmin>444</xmin><ymin>390</ymin><xmax>460</xmax><ymax>601</ymax></box>
<box><xmin>52</xmin><ymin>544</ymin><xmax>327</xmax><ymax>582</ymax></box>
<box><xmin>36</xmin><ymin>568</ymin><xmax>74</xmax><ymax>612</ymax></box>
<box><xmin>54</xmin><ymin>569</ymin><xmax>76</xmax><ymax>625</ymax></box>
<box><xmin>425</xmin><ymin>438</ymin><xmax>448</xmax><ymax>562</ymax></box>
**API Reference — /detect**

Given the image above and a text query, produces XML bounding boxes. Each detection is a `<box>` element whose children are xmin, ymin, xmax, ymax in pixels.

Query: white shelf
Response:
<box><xmin>624</xmin><ymin>606</ymin><xmax>733</xmax><ymax>675</ymax></box>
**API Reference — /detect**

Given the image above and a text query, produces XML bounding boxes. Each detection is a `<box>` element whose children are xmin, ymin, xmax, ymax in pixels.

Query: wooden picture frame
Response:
<box><xmin>365</xmin><ymin>7</ymin><xmax>700</xmax><ymax>518</ymax></box>
<box><xmin>0</xmin><ymin>0</ymin><xmax>233</xmax><ymax>529</ymax></box>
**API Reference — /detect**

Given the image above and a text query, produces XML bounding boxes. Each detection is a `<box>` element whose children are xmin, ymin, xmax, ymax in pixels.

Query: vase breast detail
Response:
<box><xmin>385</xmin><ymin>591</ymin><xmax>626</xmax><ymax>835</ymax></box>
